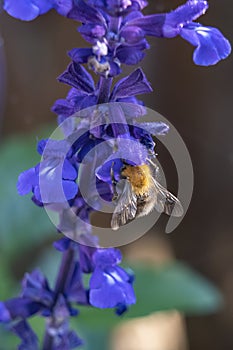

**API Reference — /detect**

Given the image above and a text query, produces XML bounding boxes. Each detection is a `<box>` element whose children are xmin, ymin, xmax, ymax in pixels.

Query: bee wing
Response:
<box><xmin>151</xmin><ymin>177</ymin><xmax>184</xmax><ymax>217</ymax></box>
<box><xmin>111</xmin><ymin>180</ymin><xmax>137</xmax><ymax>230</ymax></box>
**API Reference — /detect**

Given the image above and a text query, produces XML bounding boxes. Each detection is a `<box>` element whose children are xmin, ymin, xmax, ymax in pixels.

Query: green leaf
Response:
<box><xmin>77</xmin><ymin>262</ymin><xmax>223</xmax><ymax>330</ymax></box>
<box><xmin>0</xmin><ymin>126</ymin><xmax>56</xmax><ymax>257</ymax></box>
<box><xmin>127</xmin><ymin>262</ymin><xmax>223</xmax><ymax>316</ymax></box>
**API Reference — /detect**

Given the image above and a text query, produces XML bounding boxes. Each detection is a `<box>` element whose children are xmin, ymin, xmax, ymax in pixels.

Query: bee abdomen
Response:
<box><xmin>135</xmin><ymin>193</ymin><xmax>156</xmax><ymax>218</ymax></box>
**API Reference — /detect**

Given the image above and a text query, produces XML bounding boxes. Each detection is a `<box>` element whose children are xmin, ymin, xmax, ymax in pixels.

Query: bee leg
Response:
<box><xmin>110</xmin><ymin>162</ymin><xmax>118</xmax><ymax>201</ymax></box>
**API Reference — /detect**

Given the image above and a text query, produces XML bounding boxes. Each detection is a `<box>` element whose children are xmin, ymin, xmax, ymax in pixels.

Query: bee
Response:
<box><xmin>88</xmin><ymin>56</ymin><xmax>111</xmax><ymax>77</ymax></box>
<box><xmin>111</xmin><ymin>162</ymin><xmax>183</xmax><ymax>230</ymax></box>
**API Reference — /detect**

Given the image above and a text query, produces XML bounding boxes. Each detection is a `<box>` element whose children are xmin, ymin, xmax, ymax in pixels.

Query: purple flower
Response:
<box><xmin>53</xmin><ymin>65</ymin><xmax>151</xmax><ymax>119</ymax></box>
<box><xmin>3</xmin><ymin>0</ymin><xmax>72</xmax><ymax>20</ymax></box>
<box><xmin>54</xmin><ymin>62</ymin><xmax>98</xmax><ymax>115</ymax></box>
<box><xmin>180</xmin><ymin>23</ymin><xmax>232</xmax><ymax>66</ymax></box>
<box><xmin>54</xmin><ymin>239</ymin><xmax>136</xmax><ymax>312</ymax></box>
<box><xmin>67</xmin><ymin>0</ymin><xmax>150</xmax><ymax>73</ymax></box>
<box><xmin>58</xmin><ymin>61</ymin><xmax>95</xmax><ymax>94</ymax></box>
<box><xmin>89</xmin><ymin>248</ymin><xmax>136</xmax><ymax>310</ymax></box>
<box><xmin>0</xmin><ymin>262</ymin><xmax>86</xmax><ymax>347</ymax></box>
<box><xmin>17</xmin><ymin>139</ymin><xmax>78</xmax><ymax>204</ymax></box>
<box><xmin>0</xmin><ymin>271</ymin><xmax>52</xmax><ymax>322</ymax></box>
<box><xmin>3</xmin><ymin>0</ymin><xmax>53</xmax><ymax>21</ymax></box>
<box><xmin>127</xmin><ymin>0</ymin><xmax>231</xmax><ymax>66</ymax></box>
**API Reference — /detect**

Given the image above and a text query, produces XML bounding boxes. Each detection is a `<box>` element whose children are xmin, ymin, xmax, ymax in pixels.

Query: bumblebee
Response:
<box><xmin>111</xmin><ymin>162</ymin><xmax>183</xmax><ymax>230</ymax></box>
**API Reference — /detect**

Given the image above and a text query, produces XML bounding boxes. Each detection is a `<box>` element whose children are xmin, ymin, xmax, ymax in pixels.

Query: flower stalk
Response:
<box><xmin>42</xmin><ymin>247</ymin><xmax>76</xmax><ymax>350</ymax></box>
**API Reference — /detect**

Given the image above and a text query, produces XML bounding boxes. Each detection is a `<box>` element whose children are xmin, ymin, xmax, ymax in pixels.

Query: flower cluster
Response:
<box><xmin>4</xmin><ymin>0</ymin><xmax>231</xmax><ymax>66</ymax></box>
<box><xmin>1</xmin><ymin>0</ymin><xmax>231</xmax><ymax>349</ymax></box>
<box><xmin>0</xmin><ymin>237</ymin><xmax>135</xmax><ymax>349</ymax></box>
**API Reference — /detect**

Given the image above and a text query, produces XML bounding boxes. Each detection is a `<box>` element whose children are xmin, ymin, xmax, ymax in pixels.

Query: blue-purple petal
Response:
<box><xmin>12</xmin><ymin>320</ymin><xmax>39</xmax><ymax>350</ymax></box>
<box><xmin>111</xmin><ymin>68</ymin><xmax>152</xmax><ymax>100</ymax></box>
<box><xmin>0</xmin><ymin>302</ymin><xmax>11</xmax><ymax>322</ymax></box>
<box><xmin>52</xmin><ymin>98</ymin><xmax>76</xmax><ymax>117</ymax></box>
<box><xmin>93</xmin><ymin>248</ymin><xmax>122</xmax><ymax>268</ymax></box>
<box><xmin>96</xmin><ymin>158</ymin><xmax>123</xmax><ymax>184</ymax></box>
<box><xmin>68</xmin><ymin>48</ymin><xmax>93</xmax><ymax>64</ymax></box>
<box><xmin>21</xmin><ymin>270</ymin><xmax>54</xmax><ymax>306</ymax></box>
<box><xmin>62</xmin><ymin>180</ymin><xmax>79</xmax><ymax>201</ymax></box>
<box><xmin>54</xmin><ymin>0</ymin><xmax>72</xmax><ymax>16</ymax></box>
<box><xmin>78</xmin><ymin>24</ymin><xmax>106</xmax><ymax>43</ymax></box>
<box><xmin>53</xmin><ymin>237</ymin><xmax>72</xmax><ymax>251</ymax></box>
<box><xmin>180</xmin><ymin>23</ymin><xmax>231</xmax><ymax>66</ymax></box>
<box><xmin>63</xmin><ymin>159</ymin><xmax>78</xmax><ymax>180</ymax></box>
<box><xmin>37</xmin><ymin>139</ymin><xmax>48</xmax><ymax>155</ymax></box>
<box><xmin>163</xmin><ymin>0</ymin><xmax>208</xmax><ymax>38</ymax></box>
<box><xmin>127</xmin><ymin>1</ymin><xmax>208</xmax><ymax>38</ymax></box>
<box><xmin>123</xmin><ymin>9</ymin><xmax>143</xmax><ymax>24</ymax></box>
<box><xmin>54</xmin><ymin>329</ymin><xmax>83</xmax><ymax>350</ymax></box>
<box><xmin>33</xmin><ymin>0</ymin><xmax>53</xmax><ymax>13</ymax></box>
<box><xmin>17</xmin><ymin>167</ymin><xmax>37</xmax><ymax>195</ymax></box>
<box><xmin>58</xmin><ymin>62</ymin><xmax>95</xmax><ymax>94</ymax></box>
<box><xmin>135</xmin><ymin>121</ymin><xmax>169</xmax><ymax>136</ymax></box>
<box><xmin>109</xmin><ymin>61</ymin><xmax>122</xmax><ymax>77</ymax></box>
<box><xmin>107</xmin><ymin>104</ymin><xmax>129</xmax><ymax>137</ymax></box>
<box><xmin>89</xmin><ymin>249</ymin><xmax>136</xmax><ymax>309</ymax></box>
<box><xmin>119</xmin><ymin>102</ymin><xmax>146</xmax><ymax>119</ymax></box>
<box><xmin>127</xmin><ymin>14</ymin><xmax>165</xmax><ymax>37</ymax></box>
<box><xmin>3</xmin><ymin>0</ymin><xmax>47</xmax><ymax>21</ymax></box>
<box><xmin>120</xmin><ymin>25</ymin><xmax>145</xmax><ymax>45</ymax></box>
<box><xmin>116</xmin><ymin>40</ymin><xmax>149</xmax><ymax>65</ymax></box>
<box><xmin>110</xmin><ymin>137</ymin><xmax>148</xmax><ymax>165</ymax></box>
<box><xmin>38</xmin><ymin>158</ymin><xmax>78</xmax><ymax>203</ymax></box>
<box><xmin>4</xmin><ymin>298</ymin><xmax>41</xmax><ymax>319</ymax></box>
<box><xmin>67</xmin><ymin>0</ymin><xmax>106</xmax><ymax>25</ymax></box>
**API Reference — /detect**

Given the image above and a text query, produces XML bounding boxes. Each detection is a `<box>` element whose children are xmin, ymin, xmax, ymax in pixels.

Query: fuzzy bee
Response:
<box><xmin>111</xmin><ymin>162</ymin><xmax>183</xmax><ymax>230</ymax></box>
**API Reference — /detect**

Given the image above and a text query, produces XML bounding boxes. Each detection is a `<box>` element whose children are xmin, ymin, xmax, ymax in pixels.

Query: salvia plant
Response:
<box><xmin>0</xmin><ymin>0</ymin><xmax>231</xmax><ymax>349</ymax></box>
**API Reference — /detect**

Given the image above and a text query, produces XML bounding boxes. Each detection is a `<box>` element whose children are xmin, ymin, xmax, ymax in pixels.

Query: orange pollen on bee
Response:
<box><xmin>121</xmin><ymin>164</ymin><xmax>151</xmax><ymax>196</ymax></box>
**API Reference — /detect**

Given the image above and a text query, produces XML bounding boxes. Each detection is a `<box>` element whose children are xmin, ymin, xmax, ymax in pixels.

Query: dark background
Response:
<box><xmin>0</xmin><ymin>1</ymin><xmax>233</xmax><ymax>349</ymax></box>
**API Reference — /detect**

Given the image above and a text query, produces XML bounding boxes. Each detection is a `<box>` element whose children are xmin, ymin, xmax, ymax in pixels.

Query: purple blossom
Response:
<box><xmin>180</xmin><ymin>23</ymin><xmax>232</xmax><ymax>66</ymax></box>
<box><xmin>127</xmin><ymin>0</ymin><xmax>231</xmax><ymax>66</ymax></box>
<box><xmin>89</xmin><ymin>248</ymin><xmax>136</xmax><ymax>310</ymax></box>
<box><xmin>0</xmin><ymin>252</ymin><xmax>86</xmax><ymax>348</ymax></box>
<box><xmin>3</xmin><ymin>0</ymin><xmax>53</xmax><ymax>21</ymax></box>
<box><xmin>0</xmin><ymin>268</ymin><xmax>86</xmax><ymax>320</ymax></box>
<box><xmin>17</xmin><ymin>139</ymin><xmax>78</xmax><ymax>204</ymax></box>
<box><xmin>3</xmin><ymin>0</ymin><xmax>72</xmax><ymax>21</ymax></box>
<box><xmin>53</xmin><ymin>65</ymin><xmax>151</xmax><ymax>116</ymax></box>
<box><xmin>0</xmin><ymin>240</ymin><xmax>136</xmax><ymax>342</ymax></box>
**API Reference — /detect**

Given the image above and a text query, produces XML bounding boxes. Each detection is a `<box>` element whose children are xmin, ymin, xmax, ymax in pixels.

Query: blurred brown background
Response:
<box><xmin>0</xmin><ymin>1</ymin><xmax>233</xmax><ymax>349</ymax></box>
